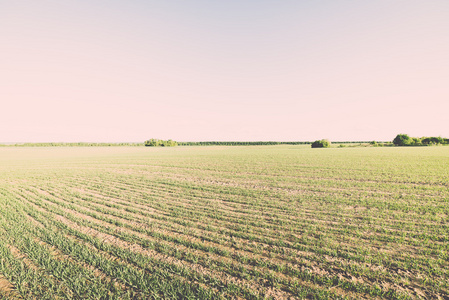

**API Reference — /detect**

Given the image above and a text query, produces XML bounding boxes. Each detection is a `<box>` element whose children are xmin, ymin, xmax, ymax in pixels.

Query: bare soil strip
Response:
<box><xmin>0</xmin><ymin>275</ymin><xmax>21</xmax><ymax>299</ymax></box>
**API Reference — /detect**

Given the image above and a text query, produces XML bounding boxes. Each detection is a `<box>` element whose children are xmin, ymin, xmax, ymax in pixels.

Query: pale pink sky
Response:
<box><xmin>1</xmin><ymin>1</ymin><xmax>448</xmax><ymax>142</ymax></box>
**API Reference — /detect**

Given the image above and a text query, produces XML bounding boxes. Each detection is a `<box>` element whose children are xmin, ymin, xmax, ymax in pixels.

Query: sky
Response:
<box><xmin>1</xmin><ymin>1</ymin><xmax>448</xmax><ymax>142</ymax></box>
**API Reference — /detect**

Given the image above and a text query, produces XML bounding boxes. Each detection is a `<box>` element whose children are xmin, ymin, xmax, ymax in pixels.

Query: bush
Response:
<box><xmin>144</xmin><ymin>139</ymin><xmax>178</xmax><ymax>147</ymax></box>
<box><xmin>422</xmin><ymin>136</ymin><xmax>444</xmax><ymax>145</ymax></box>
<box><xmin>311</xmin><ymin>139</ymin><xmax>331</xmax><ymax>148</ymax></box>
<box><xmin>162</xmin><ymin>139</ymin><xmax>178</xmax><ymax>147</ymax></box>
<box><xmin>393</xmin><ymin>134</ymin><xmax>413</xmax><ymax>146</ymax></box>
<box><xmin>411</xmin><ymin>137</ymin><xmax>422</xmax><ymax>146</ymax></box>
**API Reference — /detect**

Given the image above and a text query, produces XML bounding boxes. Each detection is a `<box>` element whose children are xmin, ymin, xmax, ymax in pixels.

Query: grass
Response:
<box><xmin>0</xmin><ymin>145</ymin><xmax>448</xmax><ymax>299</ymax></box>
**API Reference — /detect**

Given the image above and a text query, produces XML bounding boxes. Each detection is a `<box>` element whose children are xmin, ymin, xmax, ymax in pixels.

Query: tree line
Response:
<box><xmin>393</xmin><ymin>134</ymin><xmax>449</xmax><ymax>146</ymax></box>
<box><xmin>144</xmin><ymin>139</ymin><xmax>178</xmax><ymax>147</ymax></box>
<box><xmin>177</xmin><ymin>141</ymin><xmax>312</xmax><ymax>146</ymax></box>
<box><xmin>5</xmin><ymin>136</ymin><xmax>446</xmax><ymax>148</ymax></box>
<box><xmin>1</xmin><ymin>142</ymin><xmax>143</xmax><ymax>147</ymax></box>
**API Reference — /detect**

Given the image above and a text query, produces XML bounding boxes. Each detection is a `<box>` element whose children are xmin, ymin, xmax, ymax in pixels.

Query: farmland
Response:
<box><xmin>0</xmin><ymin>146</ymin><xmax>448</xmax><ymax>299</ymax></box>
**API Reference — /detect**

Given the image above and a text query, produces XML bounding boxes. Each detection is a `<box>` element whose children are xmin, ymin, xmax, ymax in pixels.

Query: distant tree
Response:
<box><xmin>411</xmin><ymin>137</ymin><xmax>422</xmax><ymax>146</ymax></box>
<box><xmin>144</xmin><ymin>139</ymin><xmax>177</xmax><ymax>147</ymax></box>
<box><xmin>311</xmin><ymin>139</ymin><xmax>331</xmax><ymax>148</ymax></box>
<box><xmin>422</xmin><ymin>136</ymin><xmax>444</xmax><ymax>145</ymax></box>
<box><xmin>421</xmin><ymin>137</ymin><xmax>431</xmax><ymax>145</ymax></box>
<box><xmin>144</xmin><ymin>139</ymin><xmax>161</xmax><ymax>147</ymax></box>
<box><xmin>393</xmin><ymin>134</ymin><xmax>413</xmax><ymax>146</ymax></box>
<box><xmin>165</xmin><ymin>139</ymin><xmax>178</xmax><ymax>147</ymax></box>
<box><xmin>432</xmin><ymin>137</ymin><xmax>444</xmax><ymax>144</ymax></box>
<box><xmin>160</xmin><ymin>139</ymin><xmax>178</xmax><ymax>147</ymax></box>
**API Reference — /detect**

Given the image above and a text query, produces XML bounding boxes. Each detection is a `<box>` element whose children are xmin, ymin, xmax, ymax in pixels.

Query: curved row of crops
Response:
<box><xmin>0</xmin><ymin>146</ymin><xmax>448</xmax><ymax>299</ymax></box>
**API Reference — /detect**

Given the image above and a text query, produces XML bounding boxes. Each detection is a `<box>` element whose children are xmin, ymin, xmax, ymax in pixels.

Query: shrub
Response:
<box><xmin>411</xmin><ymin>137</ymin><xmax>422</xmax><ymax>146</ymax></box>
<box><xmin>311</xmin><ymin>139</ymin><xmax>331</xmax><ymax>148</ymax></box>
<box><xmin>144</xmin><ymin>139</ymin><xmax>160</xmax><ymax>147</ymax></box>
<box><xmin>145</xmin><ymin>139</ymin><xmax>177</xmax><ymax>147</ymax></box>
<box><xmin>422</xmin><ymin>136</ymin><xmax>444</xmax><ymax>145</ymax></box>
<box><xmin>393</xmin><ymin>134</ymin><xmax>413</xmax><ymax>146</ymax></box>
<box><xmin>162</xmin><ymin>140</ymin><xmax>178</xmax><ymax>147</ymax></box>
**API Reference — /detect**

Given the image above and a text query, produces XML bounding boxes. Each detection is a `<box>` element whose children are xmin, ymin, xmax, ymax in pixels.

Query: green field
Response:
<box><xmin>0</xmin><ymin>146</ymin><xmax>448</xmax><ymax>299</ymax></box>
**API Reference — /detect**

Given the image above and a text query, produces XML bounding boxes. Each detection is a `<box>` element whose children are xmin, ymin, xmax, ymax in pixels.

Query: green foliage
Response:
<box><xmin>2</xmin><ymin>141</ymin><xmax>389</xmax><ymax>148</ymax></box>
<box><xmin>393</xmin><ymin>134</ymin><xmax>448</xmax><ymax>146</ymax></box>
<box><xmin>393</xmin><ymin>134</ymin><xmax>413</xmax><ymax>146</ymax></box>
<box><xmin>369</xmin><ymin>141</ymin><xmax>394</xmax><ymax>147</ymax></box>
<box><xmin>144</xmin><ymin>139</ymin><xmax>178</xmax><ymax>147</ymax></box>
<box><xmin>311</xmin><ymin>139</ymin><xmax>331</xmax><ymax>148</ymax></box>
<box><xmin>180</xmin><ymin>141</ymin><xmax>384</xmax><ymax>146</ymax></box>
<box><xmin>9</xmin><ymin>142</ymin><xmax>143</xmax><ymax>147</ymax></box>
<box><xmin>163</xmin><ymin>139</ymin><xmax>178</xmax><ymax>147</ymax></box>
<box><xmin>178</xmin><ymin>141</ymin><xmax>312</xmax><ymax>146</ymax></box>
<box><xmin>144</xmin><ymin>139</ymin><xmax>160</xmax><ymax>147</ymax></box>
<box><xmin>422</xmin><ymin>136</ymin><xmax>445</xmax><ymax>145</ymax></box>
<box><xmin>411</xmin><ymin>137</ymin><xmax>422</xmax><ymax>146</ymax></box>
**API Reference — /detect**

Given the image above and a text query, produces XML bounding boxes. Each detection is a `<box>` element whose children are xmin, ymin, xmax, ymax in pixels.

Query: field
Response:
<box><xmin>0</xmin><ymin>145</ymin><xmax>448</xmax><ymax>299</ymax></box>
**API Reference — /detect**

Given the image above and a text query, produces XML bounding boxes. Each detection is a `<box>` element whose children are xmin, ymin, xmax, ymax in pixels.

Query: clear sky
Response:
<box><xmin>1</xmin><ymin>1</ymin><xmax>448</xmax><ymax>142</ymax></box>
